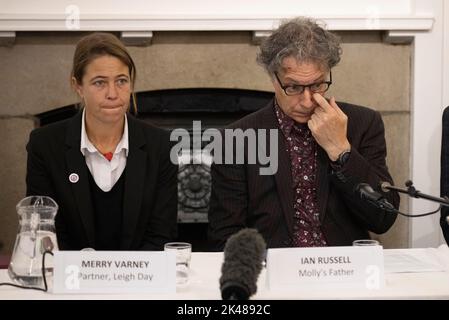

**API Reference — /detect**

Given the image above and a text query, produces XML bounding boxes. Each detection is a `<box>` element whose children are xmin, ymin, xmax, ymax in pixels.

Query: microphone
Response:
<box><xmin>220</xmin><ymin>228</ymin><xmax>266</xmax><ymax>300</ymax></box>
<box><xmin>359</xmin><ymin>180</ymin><xmax>449</xmax><ymax>219</ymax></box>
<box><xmin>380</xmin><ymin>181</ymin><xmax>394</xmax><ymax>193</ymax></box>
<box><xmin>380</xmin><ymin>181</ymin><xmax>409</xmax><ymax>194</ymax></box>
<box><xmin>354</xmin><ymin>183</ymin><xmax>396</xmax><ymax>212</ymax></box>
<box><xmin>380</xmin><ymin>180</ymin><xmax>449</xmax><ymax>207</ymax></box>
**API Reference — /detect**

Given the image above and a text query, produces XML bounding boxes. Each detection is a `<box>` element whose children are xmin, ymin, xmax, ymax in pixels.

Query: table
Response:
<box><xmin>1</xmin><ymin>246</ymin><xmax>449</xmax><ymax>300</ymax></box>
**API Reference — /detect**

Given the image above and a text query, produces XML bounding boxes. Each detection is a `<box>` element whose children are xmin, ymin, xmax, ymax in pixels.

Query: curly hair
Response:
<box><xmin>257</xmin><ymin>17</ymin><xmax>342</xmax><ymax>75</ymax></box>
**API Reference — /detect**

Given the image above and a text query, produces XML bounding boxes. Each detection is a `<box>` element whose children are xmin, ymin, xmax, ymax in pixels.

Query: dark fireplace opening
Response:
<box><xmin>36</xmin><ymin>88</ymin><xmax>274</xmax><ymax>251</ymax></box>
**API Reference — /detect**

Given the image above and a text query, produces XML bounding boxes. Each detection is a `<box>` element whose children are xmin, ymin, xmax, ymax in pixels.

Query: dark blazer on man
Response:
<box><xmin>440</xmin><ymin>106</ymin><xmax>449</xmax><ymax>245</ymax></box>
<box><xmin>26</xmin><ymin>111</ymin><xmax>178</xmax><ymax>251</ymax></box>
<box><xmin>208</xmin><ymin>100</ymin><xmax>399</xmax><ymax>250</ymax></box>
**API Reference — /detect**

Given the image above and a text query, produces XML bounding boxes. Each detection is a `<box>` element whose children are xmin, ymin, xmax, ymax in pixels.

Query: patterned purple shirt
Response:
<box><xmin>274</xmin><ymin>102</ymin><xmax>327</xmax><ymax>247</ymax></box>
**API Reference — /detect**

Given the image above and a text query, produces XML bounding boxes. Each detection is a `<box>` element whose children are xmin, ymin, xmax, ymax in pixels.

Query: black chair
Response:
<box><xmin>440</xmin><ymin>106</ymin><xmax>449</xmax><ymax>244</ymax></box>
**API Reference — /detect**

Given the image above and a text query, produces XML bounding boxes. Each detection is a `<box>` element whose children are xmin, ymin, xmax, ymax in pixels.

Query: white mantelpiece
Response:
<box><xmin>0</xmin><ymin>0</ymin><xmax>435</xmax><ymax>32</ymax></box>
<box><xmin>0</xmin><ymin>15</ymin><xmax>435</xmax><ymax>32</ymax></box>
<box><xmin>0</xmin><ymin>0</ymin><xmax>447</xmax><ymax>248</ymax></box>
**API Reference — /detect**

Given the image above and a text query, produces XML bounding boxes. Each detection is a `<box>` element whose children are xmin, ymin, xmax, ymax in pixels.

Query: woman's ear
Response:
<box><xmin>71</xmin><ymin>77</ymin><xmax>83</xmax><ymax>98</ymax></box>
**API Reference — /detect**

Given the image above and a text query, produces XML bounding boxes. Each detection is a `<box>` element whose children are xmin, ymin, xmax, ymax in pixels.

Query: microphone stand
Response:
<box><xmin>383</xmin><ymin>180</ymin><xmax>449</xmax><ymax>207</ymax></box>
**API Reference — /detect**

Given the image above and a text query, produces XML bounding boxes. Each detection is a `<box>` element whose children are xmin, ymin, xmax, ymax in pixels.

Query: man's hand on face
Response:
<box><xmin>308</xmin><ymin>93</ymin><xmax>351</xmax><ymax>161</ymax></box>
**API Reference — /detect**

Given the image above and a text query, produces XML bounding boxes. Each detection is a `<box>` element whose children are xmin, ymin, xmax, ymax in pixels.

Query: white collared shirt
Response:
<box><xmin>80</xmin><ymin>109</ymin><xmax>129</xmax><ymax>192</ymax></box>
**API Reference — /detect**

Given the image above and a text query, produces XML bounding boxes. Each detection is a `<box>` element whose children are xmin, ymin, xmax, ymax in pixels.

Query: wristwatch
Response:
<box><xmin>332</xmin><ymin>148</ymin><xmax>351</xmax><ymax>168</ymax></box>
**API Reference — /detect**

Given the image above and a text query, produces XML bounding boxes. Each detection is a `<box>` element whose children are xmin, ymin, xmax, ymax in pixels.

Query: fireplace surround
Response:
<box><xmin>1</xmin><ymin>0</ymin><xmax>446</xmax><ymax>252</ymax></box>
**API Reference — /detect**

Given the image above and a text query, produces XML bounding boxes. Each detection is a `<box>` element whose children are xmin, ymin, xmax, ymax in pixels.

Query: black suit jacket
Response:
<box><xmin>440</xmin><ymin>106</ymin><xmax>449</xmax><ymax>245</ymax></box>
<box><xmin>26</xmin><ymin>111</ymin><xmax>178</xmax><ymax>251</ymax></box>
<box><xmin>208</xmin><ymin>101</ymin><xmax>399</xmax><ymax>250</ymax></box>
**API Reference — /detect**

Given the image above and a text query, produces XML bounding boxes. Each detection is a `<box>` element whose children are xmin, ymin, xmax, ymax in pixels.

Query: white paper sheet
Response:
<box><xmin>383</xmin><ymin>245</ymin><xmax>449</xmax><ymax>273</ymax></box>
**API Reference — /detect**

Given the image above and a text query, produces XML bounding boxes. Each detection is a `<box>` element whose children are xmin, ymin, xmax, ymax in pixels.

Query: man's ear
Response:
<box><xmin>71</xmin><ymin>77</ymin><xmax>83</xmax><ymax>98</ymax></box>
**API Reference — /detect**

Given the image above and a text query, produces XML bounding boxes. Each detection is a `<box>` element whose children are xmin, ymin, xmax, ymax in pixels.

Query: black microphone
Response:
<box><xmin>380</xmin><ymin>181</ymin><xmax>395</xmax><ymax>193</ymax></box>
<box><xmin>220</xmin><ymin>228</ymin><xmax>266</xmax><ymax>300</ymax></box>
<box><xmin>380</xmin><ymin>181</ymin><xmax>408</xmax><ymax>194</ymax></box>
<box><xmin>355</xmin><ymin>183</ymin><xmax>396</xmax><ymax>212</ymax></box>
<box><xmin>380</xmin><ymin>180</ymin><xmax>449</xmax><ymax>207</ymax></box>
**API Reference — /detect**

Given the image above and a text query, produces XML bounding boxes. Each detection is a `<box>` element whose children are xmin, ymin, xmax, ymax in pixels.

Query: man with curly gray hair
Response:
<box><xmin>208</xmin><ymin>17</ymin><xmax>399</xmax><ymax>250</ymax></box>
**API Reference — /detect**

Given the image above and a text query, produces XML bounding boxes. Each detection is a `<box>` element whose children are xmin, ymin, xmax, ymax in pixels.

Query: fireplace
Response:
<box><xmin>3</xmin><ymin>2</ymin><xmax>435</xmax><ymax>252</ymax></box>
<box><xmin>36</xmin><ymin>88</ymin><xmax>273</xmax><ymax>250</ymax></box>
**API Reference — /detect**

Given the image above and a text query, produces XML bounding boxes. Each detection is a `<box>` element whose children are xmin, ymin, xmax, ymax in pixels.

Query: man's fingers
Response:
<box><xmin>329</xmin><ymin>96</ymin><xmax>343</xmax><ymax>114</ymax></box>
<box><xmin>313</xmin><ymin>94</ymin><xmax>344</xmax><ymax>117</ymax></box>
<box><xmin>313</xmin><ymin>106</ymin><xmax>326</xmax><ymax>118</ymax></box>
<box><xmin>313</xmin><ymin>93</ymin><xmax>330</xmax><ymax>109</ymax></box>
<box><xmin>307</xmin><ymin>117</ymin><xmax>316</xmax><ymax>132</ymax></box>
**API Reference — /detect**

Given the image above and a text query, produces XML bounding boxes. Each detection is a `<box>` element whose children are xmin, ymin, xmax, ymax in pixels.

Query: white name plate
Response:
<box><xmin>53</xmin><ymin>251</ymin><xmax>176</xmax><ymax>294</ymax></box>
<box><xmin>266</xmin><ymin>246</ymin><xmax>385</xmax><ymax>290</ymax></box>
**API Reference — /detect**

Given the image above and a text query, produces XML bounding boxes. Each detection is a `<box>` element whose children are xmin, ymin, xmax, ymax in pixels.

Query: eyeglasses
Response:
<box><xmin>274</xmin><ymin>71</ymin><xmax>332</xmax><ymax>96</ymax></box>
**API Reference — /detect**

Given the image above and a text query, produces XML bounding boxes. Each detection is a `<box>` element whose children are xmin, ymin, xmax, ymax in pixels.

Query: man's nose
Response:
<box><xmin>299</xmin><ymin>87</ymin><xmax>315</xmax><ymax>109</ymax></box>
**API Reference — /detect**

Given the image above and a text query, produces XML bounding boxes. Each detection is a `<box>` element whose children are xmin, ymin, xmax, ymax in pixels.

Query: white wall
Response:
<box><xmin>444</xmin><ymin>2</ymin><xmax>449</xmax><ymax>117</ymax></box>
<box><xmin>0</xmin><ymin>0</ymin><xmax>414</xmax><ymax>16</ymax></box>
<box><xmin>407</xmin><ymin>0</ymin><xmax>444</xmax><ymax>248</ymax></box>
<box><xmin>441</xmin><ymin>0</ymin><xmax>449</xmax><ymax>245</ymax></box>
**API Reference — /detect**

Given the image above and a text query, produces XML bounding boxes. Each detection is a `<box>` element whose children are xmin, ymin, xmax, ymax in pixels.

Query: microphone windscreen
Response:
<box><xmin>355</xmin><ymin>183</ymin><xmax>382</xmax><ymax>201</ymax></box>
<box><xmin>220</xmin><ymin>228</ymin><xmax>266</xmax><ymax>299</ymax></box>
<box><xmin>355</xmin><ymin>182</ymin><xmax>396</xmax><ymax>212</ymax></box>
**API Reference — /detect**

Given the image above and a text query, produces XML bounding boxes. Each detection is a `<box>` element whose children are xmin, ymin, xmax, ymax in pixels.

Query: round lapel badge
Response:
<box><xmin>69</xmin><ymin>173</ymin><xmax>79</xmax><ymax>184</ymax></box>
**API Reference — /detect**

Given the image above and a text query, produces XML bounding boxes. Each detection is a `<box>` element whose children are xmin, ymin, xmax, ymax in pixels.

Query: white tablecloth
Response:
<box><xmin>1</xmin><ymin>246</ymin><xmax>449</xmax><ymax>300</ymax></box>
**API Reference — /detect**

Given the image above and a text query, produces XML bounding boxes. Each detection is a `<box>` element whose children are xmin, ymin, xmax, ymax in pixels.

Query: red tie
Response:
<box><xmin>103</xmin><ymin>152</ymin><xmax>113</xmax><ymax>161</ymax></box>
